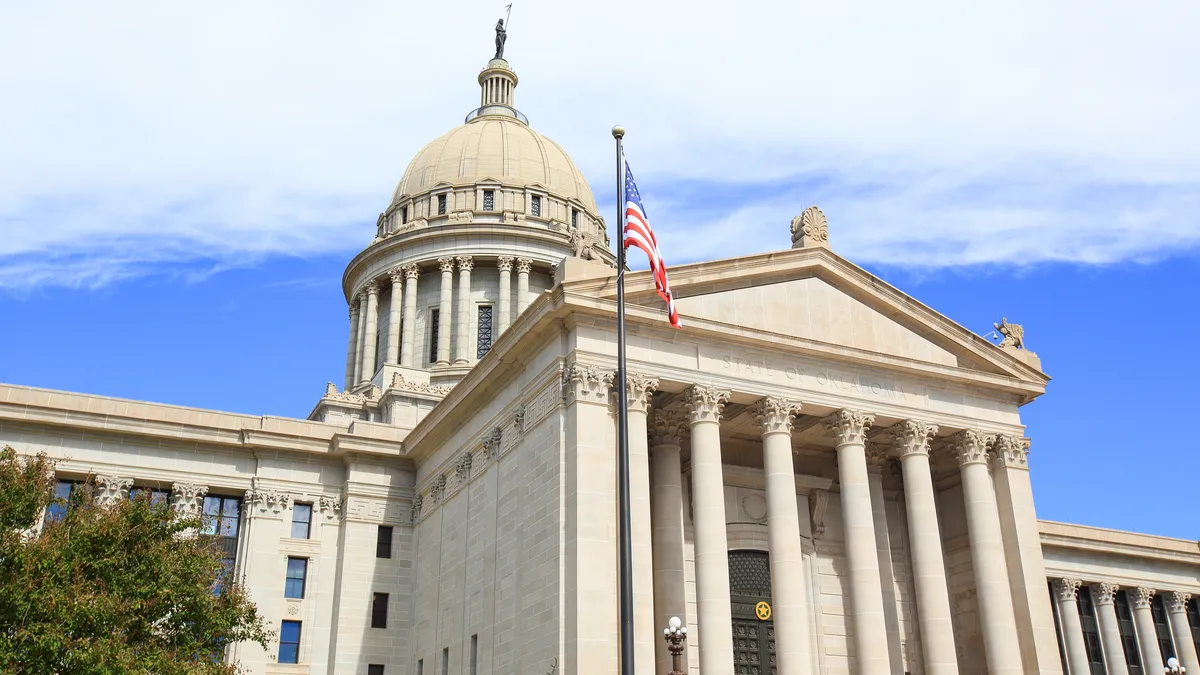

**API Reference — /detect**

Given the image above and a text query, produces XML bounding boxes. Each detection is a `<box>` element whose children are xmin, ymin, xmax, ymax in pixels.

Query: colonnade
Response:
<box><xmin>342</xmin><ymin>256</ymin><xmax>536</xmax><ymax>388</ymax></box>
<box><xmin>1053</xmin><ymin>578</ymin><xmax>1199</xmax><ymax>675</ymax></box>
<box><xmin>616</xmin><ymin>375</ymin><xmax>1061</xmax><ymax>675</ymax></box>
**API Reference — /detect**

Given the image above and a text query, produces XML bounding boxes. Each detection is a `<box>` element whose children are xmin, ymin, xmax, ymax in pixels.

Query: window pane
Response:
<box><xmin>291</xmin><ymin>504</ymin><xmax>312</xmax><ymax>539</ymax></box>
<box><xmin>438</xmin><ymin>194</ymin><xmax>447</xmax><ymax>215</ymax></box>
<box><xmin>222</xmin><ymin>498</ymin><xmax>240</xmax><ymax>517</ymax></box>
<box><xmin>150</xmin><ymin>490</ymin><xmax>169</xmax><ymax>507</ymax></box>
<box><xmin>369</xmin><ymin>666</ymin><xmax>385</xmax><ymax>675</ymax></box>
<box><xmin>278</xmin><ymin>620</ymin><xmax>301</xmax><ymax>664</ymax></box>
<box><xmin>371</xmin><ymin>593</ymin><xmax>389</xmax><ymax>628</ymax></box>
<box><xmin>377</xmin><ymin>526</ymin><xmax>393</xmax><ymax>559</ymax></box>
<box><xmin>531</xmin><ymin>195</ymin><xmax>541</xmax><ymax>217</ymax></box>
<box><xmin>285</xmin><ymin>557</ymin><xmax>307</xmax><ymax>599</ymax></box>
<box><xmin>203</xmin><ymin>496</ymin><xmax>221</xmax><ymax>515</ymax></box>
<box><xmin>54</xmin><ymin>481</ymin><xmax>73</xmax><ymax>500</ymax></box>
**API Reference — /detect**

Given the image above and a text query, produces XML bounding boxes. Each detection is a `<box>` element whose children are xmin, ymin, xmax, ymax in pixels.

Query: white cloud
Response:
<box><xmin>1</xmin><ymin>0</ymin><xmax>1197</xmax><ymax>288</ymax></box>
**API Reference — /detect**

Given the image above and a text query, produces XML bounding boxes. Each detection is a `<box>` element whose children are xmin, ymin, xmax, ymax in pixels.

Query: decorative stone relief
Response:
<box><xmin>483</xmin><ymin>427</ymin><xmax>504</xmax><ymax>461</ymax></box>
<box><xmin>948</xmin><ymin>429</ymin><xmax>993</xmax><ymax>466</ymax></box>
<box><xmin>808</xmin><ymin>489</ymin><xmax>829</xmax><ymax>539</ymax></box>
<box><xmin>411</xmin><ymin>495</ymin><xmax>423</xmax><ymax>522</ymax></box>
<box><xmin>681</xmin><ymin>384</ymin><xmax>730</xmax><ymax>425</ymax></box>
<box><xmin>790</xmin><ymin>205</ymin><xmax>830</xmax><ymax>249</ymax></box>
<box><xmin>318</xmin><ymin>495</ymin><xmax>341</xmax><ymax>520</ymax></box>
<box><xmin>1131</xmin><ymin>586</ymin><xmax>1155</xmax><ymax>609</ymax></box>
<box><xmin>1167</xmin><ymin>590</ymin><xmax>1192</xmax><ymax>613</ymax></box>
<box><xmin>448</xmin><ymin>210</ymin><xmax>473</xmax><ymax>224</ymax></box>
<box><xmin>323</xmin><ymin>382</ymin><xmax>368</xmax><ymax>403</ymax></box>
<box><xmin>502</xmin><ymin>211</ymin><xmax>526</xmax><ymax>224</ymax></box>
<box><xmin>568</xmin><ymin>226</ymin><xmax>603</xmax><ymax>261</ymax></box>
<box><xmin>621</xmin><ymin>373</ymin><xmax>659</xmax><ymax>413</ymax></box>
<box><xmin>649</xmin><ymin>407</ymin><xmax>687</xmax><ymax>447</ymax></box>
<box><xmin>403</xmin><ymin>264</ymin><xmax>420</xmax><ymax>281</ymax></box>
<box><xmin>1052</xmin><ymin>577</ymin><xmax>1082</xmax><ymax>602</ymax></box>
<box><xmin>515</xmin><ymin>257</ymin><xmax>532</xmax><ymax>274</ymax></box>
<box><xmin>171</xmin><ymin>482</ymin><xmax>209</xmax><ymax>516</ymax></box>
<box><xmin>497</xmin><ymin>256</ymin><xmax>514</xmax><ymax>273</ymax></box>
<box><xmin>822</xmin><ymin>408</ymin><xmax>875</xmax><ymax>446</ymax></box>
<box><xmin>562</xmin><ymin>363</ymin><xmax>614</xmax><ymax>405</ymax></box>
<box><xmin>991</xmin><ymin>434</ymin><xmax>1031</xmax><ymax>470</ymax></box>
<box><xmin>430</xmin><ymin>476</ymin><xmax>446</xmax><ymax>505</ymax></box>
<box><xmin>94</xmin><ymin>475</ymin><xmax>133</xmax><ymax>506</ymax></box>
<box><xmin>993</xmin><ymin>317</ymin><xmax>1026</xmax><ymax>350</ymax></box>
<box><xmin>456</xmin><ymin>255</ymin><xmax>474</xmax><ymax>272</ymax></box>
<box><xmin>246</xmin><ymin>489</ymin><xmax>292</xmax><ymax>517</ymax></box>
<box><xmin>752</xmin><ymin>396</ymin><xmax>800</xmax><ymax>435</ymax></box>
<box><xmin>740</xmin><ymin>493</ymin><xmax>768</xmax><ymax>523</ymax></box>
<box><xmin>512</xmin><ymin>406</ymin><xmax>526</xmax><ymax>434</ymax></box>
<box><xmin>1094</xmin><ymin>582</ymin><xmax>1119</xmax><ymax>605</ymax></box>
<box><xmin>455</xmin><ymin>452</ymin><xmax>474</xmax><ymax>482</ymax></box>
<box><xmin>390</xmin><ymin>372</ymin><xmax>453</xmax><ymax>397</ymax></box>
<box><xmin>887</xmin><ymin>420</ymin><xmax>939</xmax><ymax>458</ymax></box>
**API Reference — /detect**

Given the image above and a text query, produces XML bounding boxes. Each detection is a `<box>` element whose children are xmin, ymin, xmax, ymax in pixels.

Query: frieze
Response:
<box><xmin>390</xmin><ymin>373</ymin><xmax>454</xmax><ymax>397</ymax></box>
<box><xmin>246</xmin><ymin>488</ymin><xmax>292</xmax><ymax>517</ymax></box>
<box><xmin>323</xmin><ymin>382</ymin><xmax>368</xmax><ymax>404</ymax></box>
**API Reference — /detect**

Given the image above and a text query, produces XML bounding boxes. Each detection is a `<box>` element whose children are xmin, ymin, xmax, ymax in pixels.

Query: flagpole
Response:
<box><xmin>612</xmin><ymin>124</ymin><xmax>635</xmax><ymax>675</ymax></box>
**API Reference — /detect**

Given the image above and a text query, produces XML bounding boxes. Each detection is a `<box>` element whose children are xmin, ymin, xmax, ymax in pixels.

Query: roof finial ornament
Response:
<box><xmin>790</xmin><ymin>205</ymin><xmax>830</xmax><ymax>250</ymax></box>
<box><xmin>494</xmin><ymin>4</ymin><xmax>511</xmax><ymax>60</ymax></box>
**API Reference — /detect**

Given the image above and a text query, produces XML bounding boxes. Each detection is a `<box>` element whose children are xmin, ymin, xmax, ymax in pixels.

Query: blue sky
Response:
<box><xmin>1</xmin><ymin>1</ymin><xmax>1198</xmax><ymax>539</ymax></box>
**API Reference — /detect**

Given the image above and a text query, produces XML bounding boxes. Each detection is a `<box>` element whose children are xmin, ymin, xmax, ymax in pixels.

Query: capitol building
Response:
<box><xmin>4</xmin><ymin>46</ymin><xmax>1200</xmax><ymax>675</ymax></box>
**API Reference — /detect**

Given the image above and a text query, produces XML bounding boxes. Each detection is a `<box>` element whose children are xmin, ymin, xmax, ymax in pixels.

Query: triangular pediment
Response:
<box><xmin>591</xmin><ymin>247</ymin><xmax>1047</xmax><ymax>386</ymax></box>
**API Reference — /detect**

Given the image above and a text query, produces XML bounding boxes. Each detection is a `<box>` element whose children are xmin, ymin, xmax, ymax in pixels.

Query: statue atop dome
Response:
<box><xmin>494</xmin><ymin>18</ymin><xmax>507</xmax><ymax>59</ymax></box>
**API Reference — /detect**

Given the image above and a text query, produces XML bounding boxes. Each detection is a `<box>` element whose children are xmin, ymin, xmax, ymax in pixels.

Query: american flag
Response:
<box><xmin>623</xmin><ymin>161</ymin><xmax>681</xmax><ymax>328</ymax></box>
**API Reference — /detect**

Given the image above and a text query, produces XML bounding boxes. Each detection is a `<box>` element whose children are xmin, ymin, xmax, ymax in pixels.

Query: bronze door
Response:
<box><xmin>729</xmin><ymin>550</ymin><xmax>776</xmax><ymax>675</ymax></box>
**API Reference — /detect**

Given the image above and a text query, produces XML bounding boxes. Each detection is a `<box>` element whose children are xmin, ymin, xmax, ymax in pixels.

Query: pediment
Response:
<box><xmin>608</xmin><ymin>247</ymin><xmax>1047</xmax><ymax>386</ymax></box>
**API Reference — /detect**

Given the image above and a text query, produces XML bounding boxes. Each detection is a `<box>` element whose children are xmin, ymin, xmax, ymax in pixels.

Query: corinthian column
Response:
<box><xmin>683</xmin><ymin>384</ymin><xmax>734</xmax><ymax>675</ymax></box>
<box><xmin>1167</xmin><ymin>591</ymin><xmax>1200</xmax><ymax>674</ymax></box>
<box><xmin>455</xmin><ymin>256</ymin><xmax>473</xmax><ymax>364</ymax></box>
<box><xmin>823</xmin><ymin>408</ymin><xmax>889</xmax><ymax>675</ymax></box>
<box><xmin>497</xmin><ymin>256</ymin><xmax>513</xmax><ymax>336</ymax></box>
<box><xmin>344</xmin><ymin>303</ymin><xmax>360</xmax><ymax>389</ymax></box>
<box><xmin>516</xmin><ymin>257</ymin><xmax>532</xmax><ymax>314</ymax></box>
<box><xmin>949</xmin><ymin>430</ymin><xmax>1023</xmax><ymax>675</ymax></box>
<box><xmin>650</xmin><ymin>407</ymin><xmax>688</xmax><ymax>675</ymax></box>
<box><xmin>1093</xmin><ymin>583</ymin><xmax>1131</xmax><ymax>675</ymax></box>
<box><xmin>1131</xmin><ymin>587</ymin><xmax>1166</xmax><ymax>675</ymax></box>
<box><xmin>386</xmin><ymin>269</ymin><xmax>404</xmax><ymax>365</ymax></box>
<box><xmin>171</xmin><ymin>482</ymin><xmax>208</xmax><ymax>516</ymax></box>
<box><xmin>888</xmin><ymin>420</ymin><xmax>959</xmax><ymax>675</ymax></box>
<box><xmin>436</xmin><ymin>258</ymin><xmax>454</xmax><ymax>365</ymax></box>
<box><xmin>626</xmin><ymin>374</ymin><xmax>659</xmax><ymax>675</ymax></box>
<box><xmin>1052</xmin><ymin>578</ymin><xmax>1091</xmax><ymax>675</ymax></box>
<box><xmin>360</xmin><ymin>281</ymin><xmax>381</xmax><ymax>381</ymax></box>
<box><xmin>754</xmin><ymin>396</ymin><xmax>810</xmax><ymax>675</ymax></box>
<box><xmin>354</xmin><ymin>292</ymin><xmax>368</xmax><ymax>382</ymax></box>
<box><xmin>400</xmin><ymin>265</ymin><xmax>419</xmax><ymax>367</ymax></box>
<box><xmin>94</xmin><ymin>475</ymin><xmax>133</xmax><ymax>506</ymax></box>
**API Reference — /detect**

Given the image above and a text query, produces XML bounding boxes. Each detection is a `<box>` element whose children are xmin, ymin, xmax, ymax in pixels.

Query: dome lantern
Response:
<box><xmin>465</xmin><ymin>59</ymin><xmax>527</xmax><ymax>125</ymax></box>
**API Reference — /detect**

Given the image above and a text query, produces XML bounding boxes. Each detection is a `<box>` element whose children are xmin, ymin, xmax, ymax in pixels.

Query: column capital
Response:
<box><xmin>516</xmin><ymin>257</ymin><xmax>533</xmax><ymax>274</ymax></box>
<box><xmin>650</xmin><ymin>407</ymin><xmax>688</xmax><ymax>447</ymax></box>
<box><xmin>456</xmin><ymin>255</ymin><xmax>474</xmax><ymax>272</ymax></box>
<box><xmin>497</xmin><ymin>255</ymin><xmax>514</xmax><ymax>272</ymax></box>
<box><xmin>865</xmin><ymin>442</ymin><xmax>893</xmax><ymax>474</ymax></box>
<box><xmin>991</xmin><ymin>434</ymin><xmax>1031</xmax><ymax>470</ymax></box>
<box><xmin>1094</xmin><ymin>582</ymin><xmax>1119</xmax><ymax>605</ymax></box>
<box><xmin>245</xmin><ymin>488</ymin><xmax>292</xmax><ymax>518</ymax></box>
<box><xmin>364</xmin><ymin>280</ymin><xmax>381</xmax><ymax>296</ymax></box>
<box><xmin>822</xmin><ymin>408</ymin><xmax>875</xmax><ymax>445</ymax></box>
<box><xmin>388</xmin><ymin>267</ymin><xmax>405</xmax><ymax>284</ymax></box>
<box><xmin>403</xmin><ymin>263</ymin><xmax>420</xmax><ymax>280</ymax></box>
<box><xmin>682</xmin><ymin>384</ymin><xmax>730</xmax><ymax>425</ymax></box>
<box><xmin>752</xmin><ymin>396</ymin><xmax>801</xmax><ymax>435</ymax></box>
<box><xmin>948</xmin><ymin>429</ymin><xmax>994</xmax><ymax>467</ymax></box>
<box><xmin>886</xmin><ymin>419</ymin><xmax>938</xmax><ymax>458</ymax></box>
<box><xmin>622</xmin><ymin>373</ymin><xmax>659</xmax><ymax>413</ymax></box>
<box><xmin>562</xmin><ymin>362</ymin><xmax>614</xmax><ymax>406</ymax></box>
<box><xmin>1166</xmin><ymin>590</ymin><xmax>1192</xmax><ymax>613</ymax></box>
<box><xmin>1053</xmin><ymin>577</ymin><xmax>1082</xmax><ymax>602</ymax></box>
<box><xmin>438</xmin><ymin>256</ymin><xmax>456</xmax><ymax>273</ymax></box>
<box><xmin>171</xmin><ymin>482</ymin><xmax>209</xmax><ymax>516</ymax></box>
<box><xmin>94</xmin><ymin>475</ymin><xmax>133</xmax><ymax>506</ymax></box>
<box><xmin>355</xmin><ymin>290</ymin><xmax>367</xmax><ymax>304</ymax></box>
<box><xmin>348</xmin><ymin>303</ymin><xmax>360</xmax><ymax>318</ymax></box>
<box><xmin>1131</xmin><ymin>586</ymin><xmax>1156</xmax><ymax>609</ymax></box>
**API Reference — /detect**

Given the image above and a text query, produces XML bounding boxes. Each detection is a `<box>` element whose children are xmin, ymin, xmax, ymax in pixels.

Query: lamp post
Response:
<box><xmin>1167</xmin><ymin>657</ymin><xmax>1187</xmax><ymax>674</ymax></box>
<box><xmin>663</xmin><ymin>616</ymin><xmax>687</xmax><ymax>675</ymax></box>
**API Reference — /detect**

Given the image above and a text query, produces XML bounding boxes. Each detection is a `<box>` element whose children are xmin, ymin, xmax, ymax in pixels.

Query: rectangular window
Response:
<box><xmin>284</xmin><ymin>557</ymin><xmax>307</xmax><ymax>599</ymax></box>
<box><xmin>368</xmin><ymin>666</ymin><xmax>385</xmax><ymax>675</ymax></box>
<box><xmin>429</xmin><ymin>309</ymin><xmax>440</xmax><ymax>364</ymax></box>
<box><xmin>417</xmin><ymin>659</ymin><xmax>423</xmax><ymax>675</ymax></box>
<box><xmin>45</xmin><ymin>480</ymin><xmax>76</xmax><ymax>524</ymax></box>
<box><xmin>376</xmin><ymin>525</ymin><xmax>393</xmax><ymax>559</ymax></box>
<box><xmin>129</xmin><ymin>487</ymin><xmax>170</xmax><ymax>508</ymax></box>
<box><xmin>1076</xmin><ymin>586</ymin><xmax>1106</xmax><ymax>674</ymax></box>
<box><xmin>441</xmin><ymin>647</ymin><xmax>449</xmax><ymax>675</ymax></box>
<box><xmin>571</xmin><ymin>208</ymin><xmax>578</xmax><ymax>228</ymax></box>
<box><xmin>1151</xmin><ymin>594</ymin><xmax>1177</xmax><ymax>661</ymax></box>
<box><xmin>291</xmin><ymin>503</ymin><xmax>312</xmax><ymax>539</ymax></box>
<box><xmin>201</xmin><ymin>495</ymin><xmax>241</xmax><ymax>575</ymax></box>
<box><xmin>371</xmin><ymin>592</ymin><xmax>389</xmax><ymax>628</ymax></box>
<box><xmin>1189</xmin><ymin>597</ymin><xmax>1200</xmax><ymax>658</ymax></box>
<box><xmin>1115</xmin><ymin>590</ymin><xmax>1144</xmax><ymax>675</ymax></box>
<box><xmin>476</xmin><ymin>305</ymin><xmax>493</xmax><ymax>359</ymax></box>
<box><xmin>483</xmin><ymin>190</ymin><xmax>494</xmax><ymax>211</ymax></box>
<box><xmin>401</xmin><ymin>206</ymin><xmax>409</xmax><ymax>224</ymax></box>
<box><xmin>278</xmin><ymin>620</ymin><xmax>301</xmax><ymax>664</ymax></box>
<box><xmin>530</xmin><ymin>195</ymin><xmax>541</xmax><ymax>217</ymax></box>
<box><xmin>437</xmin><ymin>194</ymin><xmax>447</xmax><ymax>215</ymax></box>
<box><xmin>470</xmin><ymin>634</ymin><xmax>478</xmax><ymax>675</ymax></box>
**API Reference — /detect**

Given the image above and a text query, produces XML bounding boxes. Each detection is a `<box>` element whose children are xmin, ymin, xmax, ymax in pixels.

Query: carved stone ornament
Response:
<box><xmin>497</xmin><ymin>256</ymin><xmax>514</xmax><ymax>272</ymax></box>
<box><xmin>1094</xmin><ymin>582</ymin><xmax>1119</xmax><ymax>605</ymax></box>
<box><xmin>403</xmin><ymin>264</ymin><xmax>420</xmax><ymax>280</ymax></box>
<box><xmin>388</xmin><ymin>267</ymin><xmax>405</xmax><ymax>285</ymax></box>
<box><xmin>649</xmin><ymin>407</ymin><xmax>688</xmax><ymax>447</ymax></box>
<box><xmin>568</xmin><ymin>226</ymin><xmax>603</xmax><ymax>261</ymax></box>
<box><xmin>1167</xmin><ymin>590</ymin><xmax>1192</xmax><ymax>613</ymax></box>
<box><xmin>455</xmin><ymin>452</ymin><xmax>474</xmax><ymax>481</ymax></box>
<box><xmin>318</xmin><ymin>495</ymin><xmax>342</xmax><ymax>520</ymax></box>
<box><xmin>94</xmin><ymin>475</ymin><xmax>133</xmax><ymax>506</ymax></box>
<box><xmin>822</xmin><ymin>409</ymin><xmax>875</xmax><ymax>446</ymax></box>
<box><xmin>411</xmin><ymin>494</ymin><xmax>424</xmax><ymax>520</ymax></box>
<box><xmin>1053</xmin><ymin>577</ymin><xmax>1082</xmax><ymax>602</ymax></box>
<box><xmin>865</xmin><ymin>442</ymin><xmax>893</xmax><ymax>473</ymax></box>
<box><xmin>322</xmin><ymin>382</ymin><xmax>368</xmax><ymax>403</ymax></box>
<box><xmin>512</xmin><ymin>406</ymin><xmax>526</xmax><ymax>434</ymax></box>
<box><xmin>447</xmin><ymin>210</ymin><xmax>473</xmax><ymax>224</ymax></box>
<box><xmin>790</xmin><ymin>205</ymin><xmax>830</xmax><ymax>250</ymax></box>
<box><xmin>991</xmin><ymin>434</ymin><xmax>1031</xmax><ymax>470</ymax></box>
<box><xmin>364</xmin><ymin>280</ymin><xmax>381</xmax><ymax>297</ymax></box>
<box><xmin>483</xmin><ymin>427</ymin><xmax>504</xmax><ymax>460</ymax></box>
<box><xmin>516</xmin><ymin>257</ymin><xmax>533</xmax><ymax>274</ymax></box>
<box><xmin>887</xmin><ymin>420</ymin><xmax>939</xmax><ymax>458</ymax></box>
<box><xmin>562</xmin><ymin>363</ymin><xmax>615</xmax><ymax>405</ymax></box>
<box><xmin>993</xmin><ymin>317</ymin><xmax>1026</xmax><ymax>350</ymax></box>
<box><xmin>948</xmin><ymin>429</ymin><xmax>994</xmax><ymax>467</ymax></box>
<box><xmin>682</xmin><ymin>384</ymin><xmax>731</xmax><ymax>425</ymax></box>
<box><xmin>438</xmin><ymin>256</ymin><xmax>456</xmax><ymax>273</ymax></box>
<box><xmin>622</xmin><ymin>374</ymin><xmax>660</xmax><ymax>413</ymax></box>
<box><xmin>808</xmin><ymin>489</ymin><xmax>829</xmax><ymax>539</ymax></box>
<box><xmin>502</xmin><ymin>211</ymin><xmax>526</xmax><ymax>224</ymax></box>
<box><xmin>1132</xmin><ymin>586</ymin><xmax>1155</xmax><ymax>609</ymax></box>
<box><xmin>348</xmin><ymin>303</ymin><xmax>360</xmax><ymax>319</ymax></box>
<box><xmin>752</xmin><ymin>396</ymin><xmax>801</xmax><ymax>435</ymax></box>
<box><xmin>246</xmin><ymin>489</ymin><xmax>292</xmax><ymax>516</ymax></box>
<box><xmin>171</xmin><ymin>482</ymin><xmax>209</xmax><ymax>516</ymax></box>
<box><xmin>390</xmin><ymin>372</ymin><xmax>454</xmax><ymax>397</ymax></box>
<box><xmin>456</xmin><ymin>255</ymin><xmax>474</xmax><ymax>272</ymax></box>
<box><xmin>431</xmin><ymin>475</ymin><xmax>447</xmax><ymax>504</ymax></box>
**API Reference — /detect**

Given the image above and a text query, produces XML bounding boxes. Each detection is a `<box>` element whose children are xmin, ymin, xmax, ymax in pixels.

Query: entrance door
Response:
<box><xmin>729</xmin><ymin>550</ymin><xmax>777</xmax><ymax>675</ymax></box>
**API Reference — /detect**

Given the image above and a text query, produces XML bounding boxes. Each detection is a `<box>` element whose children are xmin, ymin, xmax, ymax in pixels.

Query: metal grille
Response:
<box><xmin>483</xmin><ymin>190</ymin><xmax>495</xmax><ymax>211</ymax></box>
<box><xmin>729</xmin><ymin>550</ymin><xmax>772</xmax><ymax>597</ymax></box>
<box><xmin>729</xmin><ymin>550</ymin><xmax>775</xmax><ymax>675</ymax></box>
<box><xmin>531</xmin><ymin>195</ymin><xmax>541</xmax><ymax>217</ymax></box>
<box><xmin>476</xmin><ymin>306</ymin><xmax>493</xmax><ymax>359</ymax></box>
<box><xmin>733</xmin><ymin>619</ymin><xmax>776</xmax><ymax>675</ymax></box>
<box><xmin>429</xmin><ymin>309</ymin><xmax>440</xmax><ymax>364</ymax></box>
<box><xmin>438</xmin><ymin>194</ymin><xmax>447</xmax><ymax>215</ymax></box>
<box><xmin>570</xmin><ymin>208</ymin><xmax>578</xmax><ymax>228</ymax></box>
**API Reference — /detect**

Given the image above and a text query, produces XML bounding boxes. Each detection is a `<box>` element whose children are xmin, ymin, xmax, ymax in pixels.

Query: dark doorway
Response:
<box><xmin>729</xmin><ymin>549</ymin><xmax>777</xmax><ymax>675</ymax></box>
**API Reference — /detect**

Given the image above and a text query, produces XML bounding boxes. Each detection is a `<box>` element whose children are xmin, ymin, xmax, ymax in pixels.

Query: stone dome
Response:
<box><xmin>391</xmin><ymin>116</ymin><xmax>599</xmax><ymax>214</ymax></box>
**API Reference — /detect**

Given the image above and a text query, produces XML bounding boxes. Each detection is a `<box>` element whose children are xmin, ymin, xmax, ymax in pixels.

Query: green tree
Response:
<box><xmin>0</xmin><ymin>446</ymin><xmax>271</xmax><ymax>674</ymax></box>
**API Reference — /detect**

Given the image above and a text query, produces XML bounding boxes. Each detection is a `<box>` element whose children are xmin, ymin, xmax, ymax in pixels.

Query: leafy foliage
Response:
<box><xmin>0</xmin><ymin>447</ymin><xmax>271</xmax><ymax>674</ymax></box>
